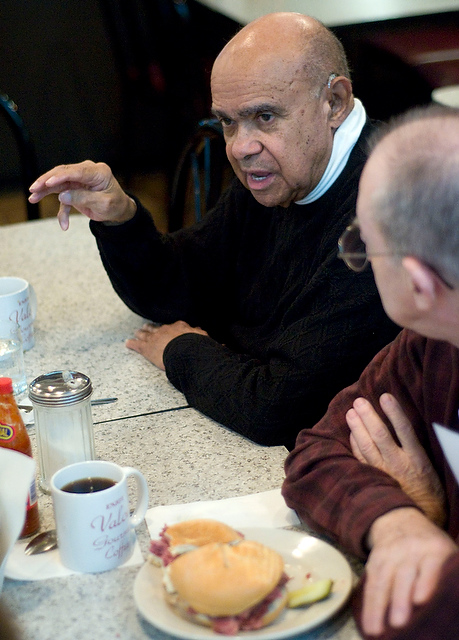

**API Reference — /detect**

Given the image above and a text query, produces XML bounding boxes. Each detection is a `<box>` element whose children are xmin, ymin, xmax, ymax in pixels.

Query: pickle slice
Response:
<box><xmin>287</xmin><ymin>578</ymin><xmax>333</xmax><ymax>608</ymax></box>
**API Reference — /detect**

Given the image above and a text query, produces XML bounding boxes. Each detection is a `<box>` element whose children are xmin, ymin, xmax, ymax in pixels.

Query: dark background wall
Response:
<box><xmin>0</xmin><ymin>0</ymin><xmax>236</xmax><ymax>191</ymax></box>
<box><xmin>334</xmin><ymin>11</ymin><xmax>459</xmax><ymax>122</ymax></box>
<box><xmin>0</xmin><ymin>0</ymin><xmax>123</xmax><ymax>186</ymax></box>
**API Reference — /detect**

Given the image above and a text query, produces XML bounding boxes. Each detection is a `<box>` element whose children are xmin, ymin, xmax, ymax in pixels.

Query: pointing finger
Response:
<box><xmin>57</xmin><ymin>205</ymin><xmax>71</xmax><ymax>231</ymax></box>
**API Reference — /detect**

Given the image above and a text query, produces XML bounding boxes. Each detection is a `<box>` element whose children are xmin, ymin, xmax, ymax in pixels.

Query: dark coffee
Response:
<box><xmin>61</xmin><ymin>477</ymin><xmax>116</xmax><ymax>494</ymax></box>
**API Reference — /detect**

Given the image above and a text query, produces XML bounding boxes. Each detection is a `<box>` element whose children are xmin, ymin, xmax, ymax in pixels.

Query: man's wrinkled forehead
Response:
<box><xmin>211</xmin><ymin>51</ymin><xmax>309</xmax><ymax>106</ymax></box>
<box><xmin>212</xmin><ymin>20</ymin><xmax>308</xmax><ymax>83</ymax></box>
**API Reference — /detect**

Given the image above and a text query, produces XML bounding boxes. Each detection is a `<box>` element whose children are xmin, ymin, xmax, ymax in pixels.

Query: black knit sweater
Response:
<box><xmin>90</xmin><ymin>120</ymin><xmax>399</xmax><ymax>450</ymax></box>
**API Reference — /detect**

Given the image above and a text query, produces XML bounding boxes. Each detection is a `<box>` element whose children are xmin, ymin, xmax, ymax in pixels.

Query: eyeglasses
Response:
<box><xmin>337</xmin><ymin>221</ymin><xmax>454</xmax><ymax>289</ymax></box>
<box><xmin>337</xmin><ymin>222</ymin><xmax>390</xmax><ymax>272</ymax></box>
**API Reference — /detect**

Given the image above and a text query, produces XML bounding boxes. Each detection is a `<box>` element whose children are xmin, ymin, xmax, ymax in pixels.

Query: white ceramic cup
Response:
<box><xmin>50</xmin><ymin>460</ymin><xmax>149</xmax><ymax>573</ymax></box>
<box><xmin>0</xmin><ymin>277</ymin><xmax>37</xmax><ymax>350</ymax></box>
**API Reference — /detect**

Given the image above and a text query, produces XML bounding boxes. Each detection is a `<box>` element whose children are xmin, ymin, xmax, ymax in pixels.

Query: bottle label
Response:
<box><xmin>0</xmin><ymin>422</ymin><xmax>15</xmax><ymax>441</ymax></box>
<box><xmin>27</xmin><ymin>477</ymin><xmax>38</xmax><ymax>509</ymax></box>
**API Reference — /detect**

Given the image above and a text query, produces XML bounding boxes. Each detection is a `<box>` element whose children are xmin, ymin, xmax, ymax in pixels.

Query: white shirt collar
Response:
<box><xmin>295</xmin><ymin>98</ymin><xmax>366</xmax><ymax>205</ymax></box>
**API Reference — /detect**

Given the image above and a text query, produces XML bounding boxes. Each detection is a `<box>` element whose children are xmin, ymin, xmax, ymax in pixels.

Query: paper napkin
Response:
<box><xmin>145</xmin><ymin>488</ymin><xmax>300</xmax><ymax>540</ymax></box>
<box><xmin>5</xmin><ymin>536</ymin><xmax>144</xmax><ymax>581</ymax></box>
<box><xmin>433</xmin><ymin>422</ymin><xmax>459</xmax><ymax>484</ymax></box>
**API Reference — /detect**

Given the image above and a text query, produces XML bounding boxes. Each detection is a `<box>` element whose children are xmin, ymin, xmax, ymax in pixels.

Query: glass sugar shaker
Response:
<box><xmin>29</xmin><ymin>370</ymin><xmax>95</xmax><ymax>494</ymax></box>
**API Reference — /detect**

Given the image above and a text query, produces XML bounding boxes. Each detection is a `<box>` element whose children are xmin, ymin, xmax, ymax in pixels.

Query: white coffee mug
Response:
<box><xmin>0</xmin><ymin>277</ymin><xmax>37</xmax><ymax>350</ymax></box>
<box><xmin>51</xmin><ymin>460</ymin><xmax>149</xmax><ymax>573</ymax></box>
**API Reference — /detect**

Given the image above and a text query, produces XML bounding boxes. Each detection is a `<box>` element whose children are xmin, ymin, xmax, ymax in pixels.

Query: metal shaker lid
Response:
<box><xmin>29</xmin><ymin>370</ymin><xmax>93</xmax><ymax>406</ymax></box>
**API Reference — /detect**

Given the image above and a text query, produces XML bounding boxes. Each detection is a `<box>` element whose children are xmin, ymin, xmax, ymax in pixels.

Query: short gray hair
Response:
<box><xmin>368</xmin><ymin>105</ymin><xmax>459</xmax><ymax>287</ymax></box>
<box><xmin>304</xmin><ymin>23</ymin><xmax>351</xmax><ymax>98</ymax></box>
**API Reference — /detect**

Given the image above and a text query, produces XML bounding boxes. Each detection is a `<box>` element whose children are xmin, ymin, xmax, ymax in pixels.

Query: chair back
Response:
<box><xmin>169</xmin><ymin>118</ymin><xmax>232</xmax><ymax>231</ymax></box>
<box><xmin>0</xmin><ymin>93</ymin><xmax>39</xmax><ymax>220</ymax></box>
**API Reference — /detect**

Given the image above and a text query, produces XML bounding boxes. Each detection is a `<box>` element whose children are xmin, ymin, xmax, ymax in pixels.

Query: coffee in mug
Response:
<box><xmin>51</xmin><ymin>460</ymin><xmax>148</xmax><ymax>573</ymax></box>
<box><xmin>61</xmin><ymin>477</ymin><xmax>116</xmax><ymax>493</ymax></box>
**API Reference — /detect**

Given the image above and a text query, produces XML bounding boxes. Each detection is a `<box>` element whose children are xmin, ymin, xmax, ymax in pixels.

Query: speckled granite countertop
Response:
<box><xmin>1</xmin><ymin>217</ymin><xmax>363</xmax><ymax>640</ymax></box>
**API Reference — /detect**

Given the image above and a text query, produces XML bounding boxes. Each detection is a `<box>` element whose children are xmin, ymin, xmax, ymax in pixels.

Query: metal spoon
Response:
<box><xmin>91</xmin><ymin>397</ymin><xmax>118</xmax><ymax>406</ymax></box>
<box><xmin>24</xmin><ymin>529</ymin><xmax>58</xmax><ymax>555</ymax></box>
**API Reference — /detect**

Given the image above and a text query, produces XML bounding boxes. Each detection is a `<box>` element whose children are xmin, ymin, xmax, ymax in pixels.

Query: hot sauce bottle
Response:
<box><xmin>0</xmin><ymin>376</ymin><xmax>40</xmax><ymax>537</ymax></box>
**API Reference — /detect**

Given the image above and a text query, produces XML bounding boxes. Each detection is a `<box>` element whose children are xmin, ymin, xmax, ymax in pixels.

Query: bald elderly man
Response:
<box><xmin>29</xmin><ymin>13</ymin><xmax>398</xmax><ymax>449</ymax></box>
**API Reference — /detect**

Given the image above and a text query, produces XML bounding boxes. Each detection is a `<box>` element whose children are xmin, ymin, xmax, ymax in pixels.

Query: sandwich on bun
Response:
<box><xmin>149</xmin><ymin>518</ymin><xmax>243</xmax><ymax>566</ymax></box>
<box><xmin>164</xmin><ymin>539</ymin><xmax>289</xmax><ymax>635</ymax></box>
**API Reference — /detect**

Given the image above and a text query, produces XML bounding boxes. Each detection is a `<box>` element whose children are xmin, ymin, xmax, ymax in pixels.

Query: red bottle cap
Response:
<box><xmin>0</xmin><ymin>377</ymin><xmax>14</xmax><ymax>394</ymax></box>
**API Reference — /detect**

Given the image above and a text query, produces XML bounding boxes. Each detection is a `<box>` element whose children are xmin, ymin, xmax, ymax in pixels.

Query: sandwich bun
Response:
<box><xmin>165</xmin><ymin>519</ymin><xmax>243</xmax><ymax>549</ymax></box>
<box><xmin>149</xmin><ymin>519</ymin><xmax>243</xmax><ymax>566</ymax></box>
<box><xmin>165</xmin><ymin>540</ymin><xmax>288</xmax><ymax>632</ymax></box>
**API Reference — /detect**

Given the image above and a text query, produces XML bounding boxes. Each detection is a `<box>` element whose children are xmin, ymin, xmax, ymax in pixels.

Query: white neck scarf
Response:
<box><xmin>295</xmin><ymin>98</ymin><xmax>366</xmax><ymax>205</ymax></box>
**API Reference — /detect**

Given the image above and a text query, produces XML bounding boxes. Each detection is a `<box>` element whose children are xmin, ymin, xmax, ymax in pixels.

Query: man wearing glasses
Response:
<box><xmin>283</xmin><ymin>105</ymin><xmax>459</xmax><ymax>639</ymax></box>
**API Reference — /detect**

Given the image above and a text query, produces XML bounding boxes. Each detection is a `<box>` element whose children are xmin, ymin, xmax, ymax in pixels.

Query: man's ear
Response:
<box><xmin>327</xmin><ymin>76</ymin><xmax>353</xmax><ymax>129</ymax></box>
<box><xmin>402</xmin><ymin>256</ymin><xmax>438</xmax><ymax>312</ymax></box>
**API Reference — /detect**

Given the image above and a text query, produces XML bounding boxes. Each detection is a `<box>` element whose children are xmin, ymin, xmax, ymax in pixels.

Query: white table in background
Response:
<box><xmin>432</xmin><ymin>84</ymin><xmax>459</xmax><ymax>107</ymax></box>
<box><xmin>194</xmin><ymin>0</ymin><xmax>459</xmax><ymax>27</ymax></box>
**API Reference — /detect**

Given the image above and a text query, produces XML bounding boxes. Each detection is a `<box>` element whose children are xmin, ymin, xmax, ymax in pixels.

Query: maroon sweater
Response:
<box><xmin>283</xmin><ymin>329</ymin><xmax>459</xmax><ymax>639</ymax></box>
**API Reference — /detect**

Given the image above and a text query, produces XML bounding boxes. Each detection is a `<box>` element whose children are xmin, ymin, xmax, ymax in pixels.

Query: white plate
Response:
<box><xmin>134</xmin><ymin>527</ymin><xmax>353</xmax><ymax>640</ymax></box>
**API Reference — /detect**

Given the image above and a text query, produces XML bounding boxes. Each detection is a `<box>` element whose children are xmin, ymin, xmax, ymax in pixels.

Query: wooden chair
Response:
<box><xmin>0</xmin><ymin>92</ymin><xmax>39</xmax><ymax>220</ymax></box>
<box><xmin>168</xmin><ymin>118</ymin><xmax>232</xmax><ymax>231</ymax></box>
